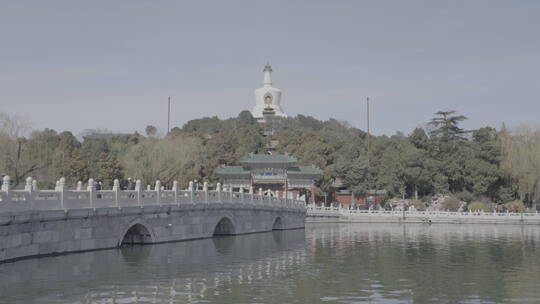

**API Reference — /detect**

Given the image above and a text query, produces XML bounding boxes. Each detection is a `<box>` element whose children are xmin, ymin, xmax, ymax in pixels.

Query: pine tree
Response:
<box><xmin>97</xmin><ymin>152</ymin><xmax>123</xmax><ymax>189</ymax></box>
<box><xmin>429</xmin><ymin>111</ymin><xmax>468</xmax><ymax>141</ymax></box>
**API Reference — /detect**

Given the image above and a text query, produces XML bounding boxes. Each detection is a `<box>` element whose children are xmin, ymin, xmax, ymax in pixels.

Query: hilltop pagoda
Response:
<box><xmin>252</xmin><ymin>63</ymin><xmax>287</xmax><ymax>122</ymax></box>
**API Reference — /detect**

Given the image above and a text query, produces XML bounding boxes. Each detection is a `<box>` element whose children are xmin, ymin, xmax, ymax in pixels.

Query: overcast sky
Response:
<box><xmin>1</xmin><ymin>1</ymin><xmax>539</xmax><ymax>136</ymax></box>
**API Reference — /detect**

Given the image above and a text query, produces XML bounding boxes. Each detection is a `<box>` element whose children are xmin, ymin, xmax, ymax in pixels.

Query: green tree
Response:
<box><xmin>66</xmin><ymin>150</ymin><xmax>90</xmax><ymax>185</ymax></box>
<box><xmin>334</xmin><ymin>155</ymin><xmax>370</xmax><ymax>196</ymax></box>
<box><xmin>145</xmin><ymin>125</ymin><xmax>157</xmax><ymax>137</ymax></box>
<box><xmin>464</xmin><ymin>127</ymin><xmax>502</xmax><ymax>199</ymax></box>
<box><xmin>403</xmin><ymin>145</ymin><xmax>431</xmax><ymax>200</ymax></box>
<box><xmin>409</xmin><ymin>128</ymin><xmax>429</xmax><ymax>149</ymax></box>
<box><xmin>97</xmin><ymin>152</ymin><xmax>123</xmax><ymax>189</ymax></box>
<box><xmin>429</xmin><ymin>110</ymin><xmax>468</xmax><ymax>141</ymax></box>
<box><xmin>374</xmin><ymin>139</ymin><xmax>407</xmax><ymax>198</ymax></box>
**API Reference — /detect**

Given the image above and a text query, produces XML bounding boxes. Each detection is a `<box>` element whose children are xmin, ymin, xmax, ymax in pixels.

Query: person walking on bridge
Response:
<box><xmin>127</xmin><ymin>178</ymin><xmax>135</xmax><ymax>190</ymax></box>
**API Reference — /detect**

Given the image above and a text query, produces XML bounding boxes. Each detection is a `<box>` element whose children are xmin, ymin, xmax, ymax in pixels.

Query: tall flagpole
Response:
<box><xmin>367</xmin><ymin>97</ymin><xmax>371</xmax><ymax>179</ymax></box>
<box><xmin>167</xmin><ymin>96</ymin><xmax>171</xmax><ymax>134</ymax></box>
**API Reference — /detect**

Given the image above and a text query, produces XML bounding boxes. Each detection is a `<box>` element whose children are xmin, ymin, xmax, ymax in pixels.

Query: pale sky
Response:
<box><xmin>1</xmin><ymin>1</ymin><xmax>539</xmax><ymax>136</ymax></box>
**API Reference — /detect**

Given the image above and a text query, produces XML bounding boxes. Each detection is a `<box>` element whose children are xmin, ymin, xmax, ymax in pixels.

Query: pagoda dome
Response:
<box><xmin>252</xmin><ymin>63</ymin><xmax>287</xmax><ymax>122</ymax></box>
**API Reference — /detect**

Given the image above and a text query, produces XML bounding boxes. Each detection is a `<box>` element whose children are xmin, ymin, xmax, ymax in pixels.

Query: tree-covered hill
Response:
<box><xmin>0</xmin><ymin>110</ymin><xmax>538</xmax><ymax>206</ymax></box>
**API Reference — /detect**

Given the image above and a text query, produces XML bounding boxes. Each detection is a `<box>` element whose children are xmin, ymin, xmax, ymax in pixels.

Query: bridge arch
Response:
<box><xmin>119</xmin><ymin>219</ymin><xmax>156</xmax><ymax>246</ymax></box>
<box><xmin>272</xmin><ymin>217</ymin><xmax>284</xmax><ymax>230</ymax></box>
<box><xmin>213</xmin><ymin>216</ymin><xmax>236</xmax><ymax>236</ymax></box>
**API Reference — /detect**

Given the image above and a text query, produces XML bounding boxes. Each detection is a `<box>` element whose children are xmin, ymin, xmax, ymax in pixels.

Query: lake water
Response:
<box><xmin>2</xmin><ymin>223</ymin><xmax>540</xmax><ymax>303</ymax></box>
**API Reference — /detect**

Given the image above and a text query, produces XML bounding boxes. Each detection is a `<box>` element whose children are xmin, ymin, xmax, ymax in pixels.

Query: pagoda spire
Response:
<box><xmin>263</xmin><ymin>62</ymin><xmax>272</xmax><ymax>86</ymax></box>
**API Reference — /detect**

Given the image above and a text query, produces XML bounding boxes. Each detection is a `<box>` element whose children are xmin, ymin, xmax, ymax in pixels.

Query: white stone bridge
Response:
<box><xmin>0</xmin><ymin>176</ymin><xmax>306</xmax><ymax>263</ymax></box>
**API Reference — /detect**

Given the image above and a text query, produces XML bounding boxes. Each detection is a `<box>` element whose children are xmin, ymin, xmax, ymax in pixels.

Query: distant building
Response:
<box><xmin>252</xmin><ymin>63</ymin><xmax>287</xmax><ymax>122</ymax></box>
<box><xmin>215</xmin><ymin>153</ymin><xmax>322</xmax><ymax>202</ymax></box>
<box><xmin>321</xmin><ymin>177</ymin><xmax>387</xmax><ymax>207</ymax></box>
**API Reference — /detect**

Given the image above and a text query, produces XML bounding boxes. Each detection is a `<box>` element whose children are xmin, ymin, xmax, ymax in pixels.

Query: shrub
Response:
<box><xmin>408</xmin><ymin>199</ymin><xmax>425</xmax><ymax>210</ymax></box>
<box><xmin>505</xmin><ymin>200</ymin><xmax>525</xmax><ymax>212</ymax></box>
<box><xmin>442</xmin><ymin>196</ymin><xmax>461</xmax><ymax>211</ymax></box>
<box><xmin>468</xmin><ymin>201</ymin><xmax>488</xmax><ymax>212</ymax></box>
<box><xmin>37</xmin><ymin>181</ymin><xmax>55</xmax><ymax>190</ymax></box>
<box><xmin>455</xmin><ymin>191</ymin><xmax>474</xmax><ymax>203</ymax></box>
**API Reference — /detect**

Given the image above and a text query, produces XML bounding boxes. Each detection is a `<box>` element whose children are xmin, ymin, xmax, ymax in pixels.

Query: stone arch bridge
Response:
<box><xmin>0</xmin><ymin>176</ymin><xmax>305</xmax><ymax>263</ymax></box>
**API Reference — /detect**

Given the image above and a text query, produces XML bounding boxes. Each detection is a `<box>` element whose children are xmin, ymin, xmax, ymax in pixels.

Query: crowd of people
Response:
<box><xmin>93</xmin><ymin>178</ymin><xmax>136</xmax><ymax>191</ymax></box>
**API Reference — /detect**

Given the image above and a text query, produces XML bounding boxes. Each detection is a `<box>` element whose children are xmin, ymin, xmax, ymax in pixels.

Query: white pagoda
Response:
<box><xmin>252</xmin><ymin>63</ymin><xmax>287</xmax><ymax>122</ymax></box>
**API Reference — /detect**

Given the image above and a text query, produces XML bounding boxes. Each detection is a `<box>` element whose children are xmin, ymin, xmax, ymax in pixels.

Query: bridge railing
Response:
<box><xmin>0</xmin><ymin>176</ymin><xmax>306</xmax><ymax>213</ymax></box>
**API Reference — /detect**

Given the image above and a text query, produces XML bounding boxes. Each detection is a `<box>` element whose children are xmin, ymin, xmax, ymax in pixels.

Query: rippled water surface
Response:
<box><xmin>2</xmin><ymin>223</ymin><xmax>540</xmax><ymax>303</ymax></box>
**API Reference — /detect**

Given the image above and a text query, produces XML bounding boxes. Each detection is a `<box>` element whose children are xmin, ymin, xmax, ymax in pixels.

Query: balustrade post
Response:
<box><xmin>135</xmin><ymin>180</ymin><xmax>142</xmax><ymax>207</ymax></box>
<box><xmin>216</xmin><ymin>182</ymin><xmax>222</xmax><ymax>203</ymax></box>
<box><xmin>240</xmin><ymin>187</ymin><xmax>244</xmax><ymax>203</ymax></box>
<box><xmin>189</xmin><ymin>181</ymin><xmax>194</xmax><ymax>203</ymax></box>
<box><xmin>24</xmin><ymin>177</ymin><xmax>32</xmax><ymax>192</ymax></box>
<box><xmin>203</xmin><ymin>182</ymin><xmax>208</xmax><ymax>203</ymax></box>
<box><xmin>173</xmin><ymin>180</ymin><xmax>179</xmax><ymax>205</ymax></box>
<box><xmin>229</xmin><ymin>185</ymin><xmax>233</xmax><ymax>203</ymax></box>
<box><xmin>76</xmin><ymin>181</ymin><xmax>82</xmax><ymax>191</ymax></box>
<box><xmin>1</xmin><ymin>175</ymin><xmax>11</xmax><ymax>194</ymax></box>
<box><xmin>23</xmin><ymin>177</ymin><xmax>33</xmax><ymax>207</ymax></box>
<box><xmin>285</xmin><ymin>191</ymin><xmax>289</xmax><ymax>207</ymax></box>
<box><xmin>155</xmin><ymin>180</ymin><xmax>161</xmax><ymax>205</ymax></box>
<box><xmin>32</xmin><ymin>179</ymin><xmax>38</xmax><ymax>191</ymax></box>
<box><xmin>249</xmin><ymin>186</ymin><xmax>254</xmax><ymax>203</ymax></box>
<box><xmin>276</xmin><ymin>190</ymin><xmax>280</xmax><ymax>204</ymax></box>
<box><xmin>113</xmin><ymin>179</ymin><xmax>120</xmax><ymax>207</ymax></box>
<box><xmin>259</xmin><ymin>188</ymin><xmax>263</xmax><ymax>202</ymax></box>
<box><xmin>58</xmin><ymin>177</ymin><xmax>66</xmax><ymax>210</ymax></box>
<box><xmin>87</xmin><ymin>178</ymin><xmax>95</xmax><ymax>208</ymax></box>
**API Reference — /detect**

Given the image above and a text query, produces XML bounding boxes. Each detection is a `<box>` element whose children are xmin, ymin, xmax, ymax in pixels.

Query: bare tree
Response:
<box><xmin>0</xmin><ymin>112</ymin><xmax>44</xmax><ymax>187</ymax></box>
<box><xmin>121</xmin><ymin>134</ymin><xmax>204</xmax><ymax>188</ymax></box>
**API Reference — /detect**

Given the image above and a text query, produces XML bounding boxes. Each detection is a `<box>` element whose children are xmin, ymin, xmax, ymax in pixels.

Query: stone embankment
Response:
<box><xmin>307</xmin><ymin>204</ymin><xmax>540</xmax><ymax>224</ymax></box>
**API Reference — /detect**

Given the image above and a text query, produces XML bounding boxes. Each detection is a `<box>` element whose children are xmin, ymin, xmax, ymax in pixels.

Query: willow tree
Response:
<box><xmin>500</xmin><ymin>125</ymin><xmax>540</xmax><ymax>206</ymax></box>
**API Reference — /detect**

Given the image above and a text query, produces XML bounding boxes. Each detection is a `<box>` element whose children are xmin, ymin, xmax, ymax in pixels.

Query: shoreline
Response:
<box><xmin>306</xmin><ymin>206</ymin><xmax>540</xmax><ymax>225</ymax></box>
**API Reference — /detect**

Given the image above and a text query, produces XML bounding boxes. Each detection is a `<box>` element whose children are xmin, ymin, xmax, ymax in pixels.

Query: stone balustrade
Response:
<box><xmin>306</xmin><ymin>204</ymin><xmax>540</xmax><ymax>224</ymax></box>
<box><xmin>0</xmin><ymin>175</ymin><xmax>305</xmax><ymax>214</ymax></box>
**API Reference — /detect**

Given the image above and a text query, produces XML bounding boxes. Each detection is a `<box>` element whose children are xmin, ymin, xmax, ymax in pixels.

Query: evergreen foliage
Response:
<box><xmin>0</xmin><ymin>110</ymin><xmax>537</xmax><ymax>208</ymax></box>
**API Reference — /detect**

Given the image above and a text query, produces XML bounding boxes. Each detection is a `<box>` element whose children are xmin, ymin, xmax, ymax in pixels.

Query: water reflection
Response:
<box><xmin>305</xmin><ymin>223</ymin><xmax>540</xmax><ymax>304</ymax></box>
<box><xmin>0</xmin><ymin>230</ymin><xmax>306</xmax><ymax>303</ymax></box>
<box><xmin>1</xmin><ymin>224</ymin><xmax>540</xmax><ymax>303</ymax></box>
